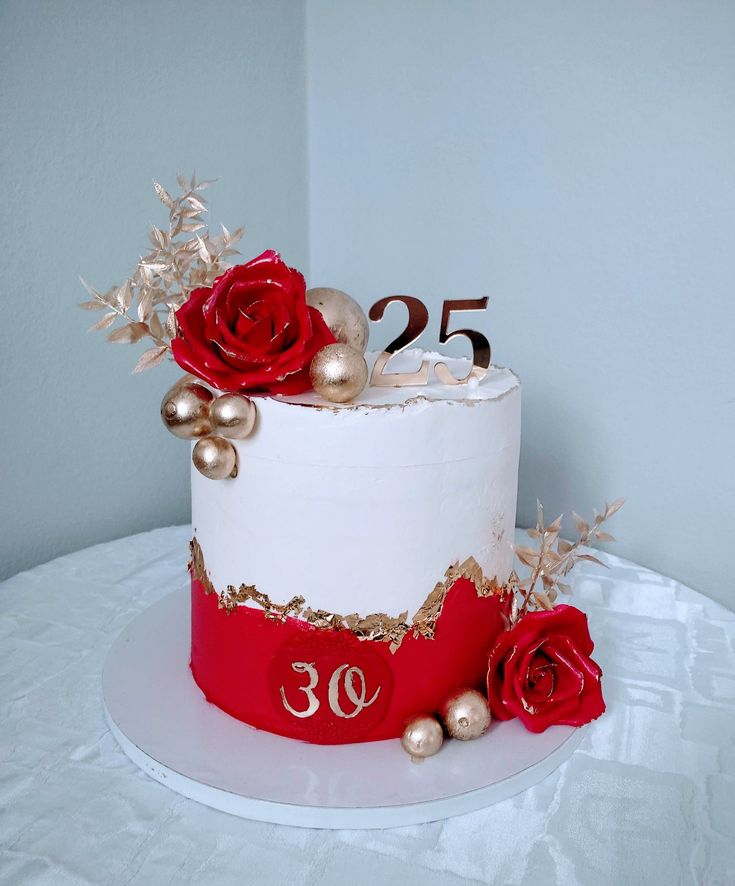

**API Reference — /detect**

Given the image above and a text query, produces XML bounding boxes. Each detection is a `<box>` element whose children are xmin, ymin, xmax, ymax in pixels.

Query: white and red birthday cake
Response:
<box><xmin>189</xmin><ymin>350</ymin><xmax>521</xmax><ymax>743</ymax></box>
<box><xmin>83</xmin><ymin>176</ymin><xmax>612</xmax><ymax>759</ymax></box>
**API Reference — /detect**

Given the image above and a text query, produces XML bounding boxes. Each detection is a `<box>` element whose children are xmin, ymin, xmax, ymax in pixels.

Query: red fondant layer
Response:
<box><xmin>190</xmin><ymin>576</ymin><xmax>509</xmax><ymax>744</ymax></box>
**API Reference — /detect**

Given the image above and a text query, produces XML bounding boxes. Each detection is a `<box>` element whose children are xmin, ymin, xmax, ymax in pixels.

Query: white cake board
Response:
<box><xmin>103</xmin><ymin>591</ymin><xmax>584</xmax><ymax>829</ymax></box>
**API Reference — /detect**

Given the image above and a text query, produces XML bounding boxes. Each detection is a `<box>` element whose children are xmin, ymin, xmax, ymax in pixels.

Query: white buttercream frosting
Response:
<box><xmin>191</xmin><ymin>351</ymin><xmax>521</xmax><ymax>618</ymax></box>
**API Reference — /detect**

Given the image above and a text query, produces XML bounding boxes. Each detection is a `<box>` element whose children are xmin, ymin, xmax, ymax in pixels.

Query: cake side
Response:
<box><xmin>190</xmin><ymin>567</ymin><xmax>511</xmax><ymax>744</ymax></box>
<box><xmin>191</xmin><ymin>352</ymin><xmax>521</xmax><ymax>619</ymax></box>
<box><xmin>80</xmin><ymin>177</ymin><xmax>613</xmax><ymax>757</ymax></box>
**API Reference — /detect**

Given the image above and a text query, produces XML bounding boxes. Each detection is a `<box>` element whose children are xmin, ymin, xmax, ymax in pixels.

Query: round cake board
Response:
<box><xmin>103</xmin><ymin>591</ymin><xmax>584</xmax><ymax>829</ymax></box>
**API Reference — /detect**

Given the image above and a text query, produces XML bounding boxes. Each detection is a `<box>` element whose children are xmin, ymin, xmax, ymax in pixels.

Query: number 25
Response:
<box><xmin>369</xmin><ymin>296</ymin><xmax>491</xmax><ymax>387</ymax></box>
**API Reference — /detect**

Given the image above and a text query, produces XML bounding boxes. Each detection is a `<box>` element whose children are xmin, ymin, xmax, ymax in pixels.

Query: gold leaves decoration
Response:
<box><xmin>133</xmin><ymin>346</ymin><xmax>169</xmax><ymax>374</ymax></box>
<box><xmin>188</xmin><ymin>539</ymin><xmax>502</xmax><ymax>653</ymax></box>
<box><xmin>79</xmin><ymin>173</ymin><xmax>244</xmax><ymax>372</ymax></box>
<box><xmin>509</xmin><ymin>498</ymin><xmax>624</xmax><ymax>620</ymax></box>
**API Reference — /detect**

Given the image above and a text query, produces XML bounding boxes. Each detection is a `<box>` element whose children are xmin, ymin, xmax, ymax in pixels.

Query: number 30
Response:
<box><xmin>369</xmin><ymin>296</ymin><xmax>491</xmax><ymax>387</ymax></box>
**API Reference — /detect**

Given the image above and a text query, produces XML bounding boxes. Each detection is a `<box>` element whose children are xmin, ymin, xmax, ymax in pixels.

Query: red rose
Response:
<box><xmin>171</xmin><ymin>250</ymin><xmax>335</xmax><ymax>394</ymax></box>
<box><xmin>487</xmin><ymin>604</ymin><xmax>605</xmax><ymax>733</ymax></box>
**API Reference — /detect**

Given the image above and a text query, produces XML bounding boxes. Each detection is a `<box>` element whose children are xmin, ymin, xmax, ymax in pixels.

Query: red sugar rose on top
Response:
<box><xmin>487</xmin><ymin>604</ymin><xmax>605</xmax><ymax>733</ymax></box>
<box><xmin>171</xmin><ymin>250</ymin><xmax>335</xmax><ymax>395</ymax></box>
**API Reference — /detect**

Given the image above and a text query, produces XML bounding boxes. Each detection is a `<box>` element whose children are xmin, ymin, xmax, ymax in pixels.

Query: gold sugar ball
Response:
<box><xmin>192</xmin><ymin>435</ymin><xmax>238</xmax><ymax>480</ymax></box>
<box><xmin>309</xmin><ymin>343</ymin><xmax>368</xmax><ymax>404</ymax></box>
<box><xmin>400</xmin><ymin>714</ymin><xmax>444</xmax><ymax>759</ymax></box>
<box><xmin>306</xmin><ymin>287</ymin><xmax>369</xmax><ymax>354</ymax></box>
<box><xmin>161</xmin><ymin>381</ymin><xmax>213</xmax><ymax>439</ymax></box>
<box><xmin>210</xmin><ymin>393</ymin><xmax>257</xmax><ymax>440</ymax></box>
<box><xmin>171</xmin><ymin>373</ymin><xmax>197</xmax><ymax>389</ymax></box>
<box><xmin>439</xmin><ymin>689</ymin><xmax>492</xmax><ymax>741</ymax></box>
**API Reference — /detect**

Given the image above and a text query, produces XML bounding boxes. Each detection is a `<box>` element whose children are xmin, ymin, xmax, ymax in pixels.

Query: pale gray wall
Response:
<box><xmin>0</xmin><ymin>0</ymin><xmax>308</xmax><ymax>580</ymax></box>
<box><xmin>3</xmin><ymin>1</ymin><xmax>734</xmax><ymax>610</ymax></box>
<box><xmin>306</xmin><ymin>1</ymin><xmax>735</xmax><ymax>606</ymax></box>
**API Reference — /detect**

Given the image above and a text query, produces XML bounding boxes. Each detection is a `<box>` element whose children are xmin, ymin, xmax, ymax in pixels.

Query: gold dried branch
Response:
<box><xmin>510</xmin><ymin>498</ymin><xmax>624</xmax><ymax>618</ymax></box>
<box><xmin>79</xmin><ymin>173</ymin><xmax>244</xmax><ymax>371</ymax></box>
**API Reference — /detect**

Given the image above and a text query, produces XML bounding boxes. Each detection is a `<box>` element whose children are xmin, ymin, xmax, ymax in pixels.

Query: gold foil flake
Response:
<box><xmin>343</xmin><ymin>611</ymin><xmax>410</xmax><ymax>645</ymax></box>
<box><xmin>223</xmin><ymin>583</ymin><xmax>305</xmax><ymax>621</ymax></box>
<box><xmin>446</xmin><ymin>556</ymin><xmax>485</xmax><ymax>594</ymax></box>
<box><xmin>301</xmin><ymin>608</ymin><xmax>411</xmax><ymax>645</ymax></box>
<box><xmin>412</xmin><ymin>557</ymin><xmax>503</xmax><ymax>640</ymax></box>
<box><xmin>218</xmin><ymin>591</ymin><xmax>236</xmax><ymax>613</ymax></box>
<box><xmin>411</xmin><ymin>582</ymin><xmax>446</xmax><ymax>640</ymax></box>
<box><xmin>189</xmin><ymin>537</ymin><xmax>505</xmax><ymax>652</ymax></box>
<box><xmin>189</xmin><ymin>537</ymin><xmax>210</xmax><ymax>590</ymax></box>
<box><xmin>302</xmin><ymin>608</ymin><xmax>344</xmax><ymax>630</ymax></box>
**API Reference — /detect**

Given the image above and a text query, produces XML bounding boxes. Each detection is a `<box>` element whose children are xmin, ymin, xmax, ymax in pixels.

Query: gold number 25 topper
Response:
<box><xmin>368</xmin><ymin>296</ymin><xmax>491</xmax><ymax>387</ymax></box>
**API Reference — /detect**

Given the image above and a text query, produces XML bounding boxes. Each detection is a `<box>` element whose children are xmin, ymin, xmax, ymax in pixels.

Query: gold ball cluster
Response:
<box><xmin>160</xmin><ymin>380</ymin><xmax>257</xmax><ymax>481</ymax></box>
<box><xmin>400</xmin><ymin>688</ymin><xmax>493</xmax><ymax>760</ymax></box>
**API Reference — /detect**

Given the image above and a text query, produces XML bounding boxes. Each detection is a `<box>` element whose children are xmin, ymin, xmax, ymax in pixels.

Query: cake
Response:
<box><xmin>189</xmin><ymin>350</ymin><xmax>521</xmax><ymax>743</ymax></box>
<box><xmin>82</xmin><ymin>175</ymin><xmax>613</xmax><ymax>760</ymax></box>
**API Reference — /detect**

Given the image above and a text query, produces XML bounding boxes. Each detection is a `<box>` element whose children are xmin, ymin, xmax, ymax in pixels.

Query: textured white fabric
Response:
<box><xmin>1</xmin><ymin>526</ymin><xmax>733</xmax><ymax>886</ymax></box>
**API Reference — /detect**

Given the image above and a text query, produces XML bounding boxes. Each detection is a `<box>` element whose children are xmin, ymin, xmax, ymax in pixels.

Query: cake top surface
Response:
<box><xmin>272</xmin><ymin>350</ymin><xmax>520</xmax><ymax>411</ymax></box>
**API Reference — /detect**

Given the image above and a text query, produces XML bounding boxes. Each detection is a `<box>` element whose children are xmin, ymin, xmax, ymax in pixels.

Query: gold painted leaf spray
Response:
<box><xmin>79</xmin><ymin>175</ymin><xmax>244</xmax><ymax>372</ymax></box>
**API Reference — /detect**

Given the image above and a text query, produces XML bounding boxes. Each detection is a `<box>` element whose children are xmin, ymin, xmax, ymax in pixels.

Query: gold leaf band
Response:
<box><xmin>189</xmin><ymin>537</ymin><xmax>503</xmax><ymax>652</ymax></box>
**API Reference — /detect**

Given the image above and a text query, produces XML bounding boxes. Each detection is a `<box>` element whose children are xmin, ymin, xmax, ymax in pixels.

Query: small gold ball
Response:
<box><xmin>439</xmin><ymin>689</ymin><xmax>492</xmax><ymax>741</ymax></box>
<box><xmin>306</xmin><ymin>287</ymin><xmax>369</xmax><ymax>354</ymax></box>
<box><xmin>161</xmin><ymin>381</ymin><xmax>213</xmax><ymax>439</ymax></box>
<box><xmin>210</xmin><ymin>393</ymin><xmax>257</xmax><ymax>440</ymax></box>
<box><xmin>171</xmin><ymin>373</ymin><xmax>197</xmax><ymax>389</ymax></box>
<box><xmin>192</xmin><ymin>435</ymin><xmax>238</xmax><ymax>480</ymax></box>
<box><xmin>309</xmin><ymin>343</ymin><xmax>368</xmax><ymax>404</ymax></box>
<box><xmin>400</xmin><ymin>715</ymin><xmax>444</xmax><ymax>759</ymax></box>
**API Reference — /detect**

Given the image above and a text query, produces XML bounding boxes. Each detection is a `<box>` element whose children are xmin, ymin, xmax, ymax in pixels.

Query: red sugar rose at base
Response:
<box><xmin>486</xmin><ymin>604</ymin><xmax>605</xmax><ymax>734</ymax></box>
<box><xmin>190</xmin><ymin>575</ymin><xmax>511</xmax><ymax>745</ymax></box>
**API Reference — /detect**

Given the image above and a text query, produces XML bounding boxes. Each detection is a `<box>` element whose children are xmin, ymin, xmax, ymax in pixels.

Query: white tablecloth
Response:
<box><xmin>1</xmin><ymin>526</ymin><xmax>734</xmax><ymax>886</ymax></box>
